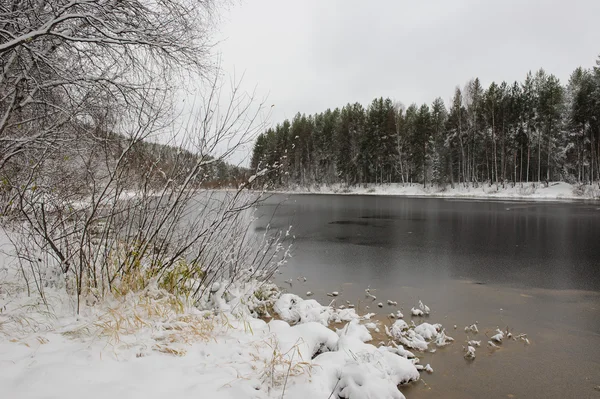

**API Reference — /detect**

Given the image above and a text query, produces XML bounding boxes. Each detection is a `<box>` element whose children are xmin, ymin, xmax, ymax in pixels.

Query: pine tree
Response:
<box><xmin>431</xmin><ymin>98</ymin><xmax>448</xmax><ymax>185</ymax></box>
<box><xmin>248</xmin><ymin>55</ymin><xmax>599</xmax><ymax>189</ymax></box>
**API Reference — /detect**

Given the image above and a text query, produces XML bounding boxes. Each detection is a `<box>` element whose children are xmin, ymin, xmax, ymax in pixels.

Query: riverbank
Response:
<box><xmin>267</xmin><ymin>181</ymin><xmax>600</xmax><ymax>201</ymax></box>
<box><xmin>0</xmin><ymin>230</ymin><xmax>427</xmax><ymax>399</ymax></box>
<box><xmin>0</xmin><ymin>285</ymin><xmax>426</xmax><ymax>399</ymax></box>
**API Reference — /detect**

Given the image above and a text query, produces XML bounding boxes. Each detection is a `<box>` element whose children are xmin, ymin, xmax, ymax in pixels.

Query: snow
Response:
<box><xmin>491</xmin><ymin>329</ymin><xmax>504</xmax><ymax>343</ymax></box>
<box><xmin>270</xmin><ymin>181</ymin><xmax>600</xmax><ymax>201</ymax></box>
<box><xmin>414</xmin><ymin>323</ymin><xmax>441</xmax><ymax>340</ymax></box>
<box><xmin>387</xmin><ymin>321</ymin><xmax>454</xmax><ymax>352</ymax></box>
<box><xmin>389</xmin><ymin>319</ymin><xmax>409</xmax><ymax>338</ymax></box>
<box><xmin>488</xmin><ymin>341</ymin><xmax>500</xmax><ymax>349</ymax></box>
<box><xmin>418</xmin><ymin>300</ymin><xmax>430</xmax><ymax>315</ymax></box>
<box><xmin>364</xmin><ymin>322</ymin><xmax>378</xmax><ymax>330</ymax></box>
<box><xmin>434</xmin><ymin>329</ymin><xmax>454</xmax><ymax>347</ymax></box>
<box><xmin>465</xmin><ymin>323</ymin><xmax>479</xmax><ymax>334</ymax></box>
<box><xmin>0</xmin><ymin>279</ymin><xmax>422</xmax><ymax>399</ymax></box>
<box><xmin>411</xmin><ymin>307</ymin><xmax>424</xmax><ymax>316</ymax></box>
<box><xmin>464</xmin><ymin>346</ymin><xmax>476</xmax><ymax>360</ymax></box>
<box><xmin>336</xmin><ymin>320</ymin><xmax>372</xmax><ymax>343</ymax></box>
<box><xmin>273</xmin><ymin>293</ymin><xmax>360</xmax><ymax>325</ymax></box>
<box><xmin>301</xmin><ymin>323</ymin><xmax>419</xmax><ymax>399</ymax></box>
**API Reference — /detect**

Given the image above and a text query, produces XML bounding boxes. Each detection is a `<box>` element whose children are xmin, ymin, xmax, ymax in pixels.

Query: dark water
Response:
<box><xmin>254</xmin><ymin>194</ymin><xmax>600</xmax><ymax>399</ymax></box>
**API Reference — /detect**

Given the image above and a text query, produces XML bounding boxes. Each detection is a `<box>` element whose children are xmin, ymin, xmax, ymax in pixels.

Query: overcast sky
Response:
<box><xmin>215</xmin><ymin>0</ymin><xmax>600</xmax><ymax>164</ymax></box>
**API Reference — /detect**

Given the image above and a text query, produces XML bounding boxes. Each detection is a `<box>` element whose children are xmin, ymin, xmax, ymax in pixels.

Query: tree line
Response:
<box><xmin>251</xmin><ymin>57</ymin><xmax>600</xmax><ymax>188</ymax></box>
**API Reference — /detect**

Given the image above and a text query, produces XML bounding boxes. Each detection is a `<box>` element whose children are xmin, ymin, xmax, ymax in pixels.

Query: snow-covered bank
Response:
<box><xmin>267</xmin><ymin>181</ymin><xmax>600</xmax><ymax>201</ymax></box>
<box><xmin>0</xmin><ymin>277</ymin><xmax>424</xmax><ymax>399</ymax></box>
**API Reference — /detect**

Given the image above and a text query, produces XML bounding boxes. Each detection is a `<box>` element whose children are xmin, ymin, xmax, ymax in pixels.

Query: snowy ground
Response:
<box><xmin>269</xmin><ymin>182</ymin><xmax>600</xmax><ymax>201</ymax></box>
<box><xmin>0</xmin><ymin>284</ymin><xmax>425</xmax><ymax>399</ymax></box>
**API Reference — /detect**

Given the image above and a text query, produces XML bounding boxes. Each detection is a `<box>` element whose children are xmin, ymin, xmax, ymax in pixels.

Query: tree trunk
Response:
<box><xmin>547</xmin><ymin>122</ymin><xmax>551</xmax><ymax>182</ymax></box>
<box><xmin>538</xmin><ymin>130</ymin><xmax>542</xmax><ymax>183</ymax></box>
<box><xmin>527</xmin><ymin>145</ymin><xmax>530</xmax><ymax>183</ymax></box>
<box><xmin>520</xmin><ymin>144</ymin><xmax>523</xmax><ymax>185</ymax></box>
<box><xmin>514</xmin><ymin>151</ymin><xmax>517</xmax><ymax>185</ymax></box>
<box><xmin>493</xmin><ymin>117</ymin><xmax>498</xmax><ymax>184</ymax></box>
<box><xmin>485</xmin><ymin>145</ymin><xmax>490</xmax><ymax>183</ymax></box>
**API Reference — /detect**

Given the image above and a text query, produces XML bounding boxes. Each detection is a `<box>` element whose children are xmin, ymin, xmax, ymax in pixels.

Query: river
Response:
<box><xmin>254</xmin><ymin>194</ymin><xmax>600</xmax><ymax>399</ymax></box>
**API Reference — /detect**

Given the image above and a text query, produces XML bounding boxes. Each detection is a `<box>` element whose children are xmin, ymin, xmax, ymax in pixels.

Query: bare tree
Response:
<box><xmin>1</xmin><ymin>1</ymin><xmax>288</xmax><ymax>312</ymax></box>
<box><xmin>0</xmin><ymin>0</ymin><xmax>214</xmax><ymax>170</ymax></box>
<box><xmin>8</xmin><ymin>72</ymin><xmax>286</xmax><ymax>312</ymax></box>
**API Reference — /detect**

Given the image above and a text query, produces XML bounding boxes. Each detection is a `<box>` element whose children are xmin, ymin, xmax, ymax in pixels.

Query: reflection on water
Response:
<box><xmin>254</xmin><ymin>194</ymin><xmax>600</xmax><ymax>399</ymax></box>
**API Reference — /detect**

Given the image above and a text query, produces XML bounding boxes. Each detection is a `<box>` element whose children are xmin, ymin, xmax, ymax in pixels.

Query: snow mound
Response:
<box><xmin>388</xmin><ymin>321</ymin><xmax>454</xmax><ymax>351</ymax></box>
<box><xmin>411</xmin><ymin>307</ymin><xmax>424</xmax><ymax>316</ymax></box>
<box><xmin>273</xmin><ymin>293</ymin><xmax>359</xmax><ymax>325</ymax></box>
<box><xmin>269</xmin><ymin>320</ymin><xmax>339</xmax><ymax>360</ymax></box>
<box><xmin>336</xmin><ymin>320</ymin><xmax>372</xmax><ymax>343</ymax></box>
<box><xmin>294</xmin><ymin>334</ymin><xmax>419</xmax><ymax>399</ymax></box>
<box><xmin>414</xmin><ymin>323</ymin><xmax>441</xmax><ymax>340</ymax></box>
<box><xmin>464</xmin><ymin>345</ymin><xmax>476</xmax><ymax>360</ymax></box>
<box><xmin>491</xmin><ymin>328</ymin><xmax>504</xmax><ymax>343</ymax></box>
<box><xmin>277</xmin><ymin>312</ymin><xmax>419</xmax><ymax>399</ymax></box>
<box><xmin>389</xmin><ymin>319</ymin><xmax>409</xmax><ymax>338</ymax></box>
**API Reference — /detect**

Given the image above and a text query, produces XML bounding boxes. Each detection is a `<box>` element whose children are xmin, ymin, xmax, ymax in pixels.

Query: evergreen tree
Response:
<box><xmin>249</xmin><ymin>55</ymin><xmax>600</xmax><ymax>188</ymax></box>
<box><xmin>431</xmin><ymin>98</ymin><xmax>448</xmax><ymax>185</ymax></box>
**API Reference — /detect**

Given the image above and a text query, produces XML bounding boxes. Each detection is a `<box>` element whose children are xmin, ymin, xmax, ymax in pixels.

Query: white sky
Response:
<box><xmin>215</xmin><ymin>0</ymin><xmax>600</xmax><ymax>164</ymax></box>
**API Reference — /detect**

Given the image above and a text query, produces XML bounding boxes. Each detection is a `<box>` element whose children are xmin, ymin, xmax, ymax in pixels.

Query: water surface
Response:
<box><xmin>254</xmin><ymin>194</ymin><xmax>600</xmax><ymax>398</ymax></box>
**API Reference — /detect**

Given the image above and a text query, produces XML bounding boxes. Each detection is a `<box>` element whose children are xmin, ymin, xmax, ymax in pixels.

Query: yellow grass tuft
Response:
<box><xmin>153</xmin><ymin>344</ymin><xmax>187</xmax><ymax>357</ymax></box>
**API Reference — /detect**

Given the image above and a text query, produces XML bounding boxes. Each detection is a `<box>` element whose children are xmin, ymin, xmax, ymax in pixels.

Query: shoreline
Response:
<box><xmin>255</xmin><ymin>181</ymin><xmax>600</xmax><ymax>203</ymax></box>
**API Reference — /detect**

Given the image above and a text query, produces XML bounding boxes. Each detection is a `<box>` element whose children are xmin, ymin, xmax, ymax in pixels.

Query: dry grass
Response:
<box><xmin>250</xmin><ymin>335</ymin><xmax>315</xmax><ymax>391</ymax></box>
<box><xmin>56</xmin><ymin>283</ymin><xmax>224</xmax><ymax>357</ymax></box>
<box><xmin>0</xmin><ymin>301</ymin><xmax>56</xmax><ymax>340</ymax></box>
<box><xmin>153</xmin><ymin>344</ymin><xmax>187</xmax><ymax>356</ymax></box>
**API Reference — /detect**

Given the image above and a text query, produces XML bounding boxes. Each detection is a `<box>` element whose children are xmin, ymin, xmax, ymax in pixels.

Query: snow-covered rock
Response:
<box><xmin>464</xmin><ymin>345</ymin><xmax>476</xmax><ymax>360</ymax></box>
<box><xmin>434</xmin><ymin>329</ymin><xmax>455</xmax><ymax>347</ymax></box>
<box><xmin>387</xmin><ymin>321</ymin><xmax>454</xmax><ymax>352</ymax></box>
<box><xmin>274</xmin><ymin>293</ymin><xmax>332</xmax><ymax>325</ymax></box>
<box><xmin>418</xmin><ymin>300</ymin><xmax>430</xmax><ymax>315</ymax></box>
<box><xmin>388</xmin><ymin>319</ymin><xmax>409</xmax><ymax>339</ymax></box>
<box><xmin>491</xmin><ymin>329</ymin><xmax>504</xmax><ymax>343</ymax></box>
<box><xmin>304</xmin><ymin>335</ymin><xmax>420</xmax><ymax>399</ymax></box>
<box><xmin>273</xmin><ymin>294</ymin><xmax>360</xmax><ymax>326</ymax></box>
<box><xmin>414</xmin><ymin>323</ymin><xmax>440</xmax><ymax>340</ymax></box>
<box><xmin>411</xmin><ymin>307</ymin><xmax>424</xmax><ymax>316</ymax></box>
